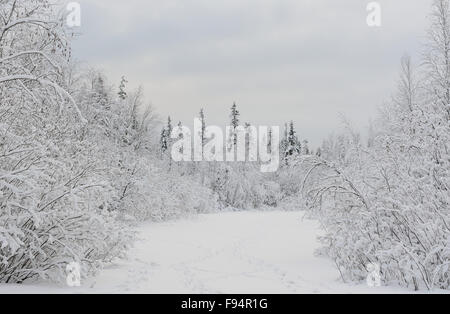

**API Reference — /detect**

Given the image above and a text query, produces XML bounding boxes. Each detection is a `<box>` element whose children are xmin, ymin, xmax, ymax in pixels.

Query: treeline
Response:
<box><xmin>157</xmin><ymin>102</ymin><xmax>314</xmax><ymax>210</ymax></box>
<box><xmin>159</xmin><ymin>106</ymin><xmax>312</xmax><ymax>163</ymax></box>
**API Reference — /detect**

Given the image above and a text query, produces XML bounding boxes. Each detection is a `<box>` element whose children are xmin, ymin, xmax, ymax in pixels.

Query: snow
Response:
<box><xmin>1</xmin><ymin>211</ymin><xmax>443</xmax><ymax>294</ymax></box>
<box><xmin>1</xmin><ymin>0</ymin><xmax>448</xmax><ymax>293</ymax></box>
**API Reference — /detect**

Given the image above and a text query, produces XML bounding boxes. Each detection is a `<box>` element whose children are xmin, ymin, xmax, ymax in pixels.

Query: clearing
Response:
<box><xmin>0</xmin><ymin>211</ymin><xmax>419</xmax><ymax>293</ymax></box>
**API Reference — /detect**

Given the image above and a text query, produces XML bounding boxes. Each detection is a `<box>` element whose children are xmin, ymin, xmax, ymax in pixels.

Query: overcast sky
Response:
<box><xmin>71</xmin><ymin>0</ymin><xmax>432</xmax><ymax>147</ymax></box>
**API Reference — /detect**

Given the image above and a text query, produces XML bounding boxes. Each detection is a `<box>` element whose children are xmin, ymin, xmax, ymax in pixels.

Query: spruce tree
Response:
<box><xmin>93</xmin><ymin>75</ymin><xmax>109</xmax><ymax>108</ymax></box>
<box><xmin>229</xmin><ymin>102</ymin><xmax>240</xmax><ymax>146</ymax></box>
<box><xmin>167</xmin><ymin>116</ymin><xmax>173</xmax><ymax>137</ymax></box>
<box><xmin>160</xmin><ymin>128</ymin><xmax>168</xmax><ymax>153</ymax></box>
<box><xmin>280</xmin><ymin>123</ymin><xmax>289</xmax><ymax>165</ymax></box>
<box><xmin>268</xmin><ymin>128</ymin><xmax>273</xmax><ymax>154</ymax></box>
<box><xmin>159</xmin><ymin>116</ymin><xmax>173</xmax><ymax>155</ymax></box>
<box><xmin>302</xmin><ymin>139</ymin><xmax>310</xmax><ymax>155</ymax></box>
<box><xmin>118</xmin><ymin>76</ymin><xmax>128</xmax><ymax>100</ymax></box>
<box><xmin>286</xmin><ymin>121</ymin><xmax>300</xmax><ymax>157</ymax></box>
<box><xmin>199</xmin><ymin>108</ymin><xmax>206</xmax><ymax>157</ymax></box>
<box><xmin>177</xmin><ymin>121</ymin><xmax>184</xmax><ymax>155</ymax></box>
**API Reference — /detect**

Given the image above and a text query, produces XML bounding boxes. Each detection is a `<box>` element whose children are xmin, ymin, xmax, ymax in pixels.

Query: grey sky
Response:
<box><xmin>71</xmin><ymin>0</ymin><xmax>432</xmax><ymax>148</ymax></box>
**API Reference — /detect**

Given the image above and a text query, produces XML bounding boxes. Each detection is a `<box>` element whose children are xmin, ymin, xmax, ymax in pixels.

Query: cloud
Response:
<box><xmin>72</xmin><ymin>0</ymin><xmax>432</xmax><ymax>147</ymax></box>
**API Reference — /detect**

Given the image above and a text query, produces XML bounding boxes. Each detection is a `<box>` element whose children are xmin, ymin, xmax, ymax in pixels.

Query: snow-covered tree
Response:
<box><xmin>118</xmin><ymin>76</ymin><xmax>128</xmax><ymax>100</ymax></box>
<box><xmin>299</xmin><ymin>1</ymin><xmax>450</xmax><ymax>290</ymax></box>
<box><xmin>424</xmin><ymin>0</ymin><xmax>450</xmax><ymax>120</ymax></box>
<box><xmin>159</xmin><ymin>116</ymin><xmax>173</xmax><ymax>155</ymax></box>
<box><xmin>199</xmin><ymin>108</ymin><xmax>206</xmax><ymax>158</ymax></box>
<box><xmin>286</xmin><ymin>121</ymin><xmax>300</xmax><ymax>158</ymax></box>
<box><xmin>0</xmin><ymin>0</ymin><xmax>132</xmax><ymax>283</ymax></box>
<box><xmin>301</xmin><ymin>140</ymin><xmax>310</xmax><ymax>155</ymax></box>
<box><xmin>229</xmin><ymin>102</ymin><xmax>240</xmax><ymax>147</ymax></box>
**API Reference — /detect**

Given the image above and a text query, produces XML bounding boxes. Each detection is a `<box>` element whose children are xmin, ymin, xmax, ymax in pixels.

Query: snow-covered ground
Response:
<box><xmin>0</xmin><ymin>211</ymin><xmax>444</xmax><ymax>294</ymax></box>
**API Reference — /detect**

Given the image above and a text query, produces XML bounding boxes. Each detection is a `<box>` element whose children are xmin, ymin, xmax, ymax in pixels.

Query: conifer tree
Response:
<box><xmin>160</xmin><ymin>128</ymin><xmax>168</xmax><ymax>153</ymax></box>
<box><xmin>167</xmin><ymin>116</ymin><xmax>173</xmax><ymax>137</ymax></box>
<box><xmin>229</xmin><ymin>102</ymin><xmax>240</xmax><ymax>146</ymax></box>
<box><xmin>118</xmin><ymin>76</ymin><xmax>128</xmax><ymax>100</ymax></box>
<box><xmin>286</xmin><ymin>121</ymin><xmax>300</xmax><ymax>157</ymax></box>
<box><xmin>268</xmin><ymin>128</ymin><xmax>273</xmax><ymax>154</ymax></box>
<box><xmin>302</xmin><ymin>139</ymin><xmax>310</xmax><ymax>155</ymax></box>
<box><xmin>159</xmin><ymin>116</ymin><xmax>173</xmax><ymax>155</ymax></box>
<box><xmin>199</xmin><ymin>108</ymin><xmax>206</xmax><ymax>158</ymax></box>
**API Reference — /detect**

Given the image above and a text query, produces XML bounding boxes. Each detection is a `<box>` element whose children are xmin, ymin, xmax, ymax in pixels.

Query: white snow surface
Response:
<box><xmin>0</xmin><ymin>211</ymin><xmax>446</xmax><ymax>294</ymax></box>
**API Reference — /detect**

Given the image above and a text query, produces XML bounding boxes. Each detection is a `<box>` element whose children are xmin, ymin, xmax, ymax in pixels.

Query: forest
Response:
<box><xmin>0</xmin><ymin>0</ymin><xmax>448</xmax><ymax>291</ymax></box>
